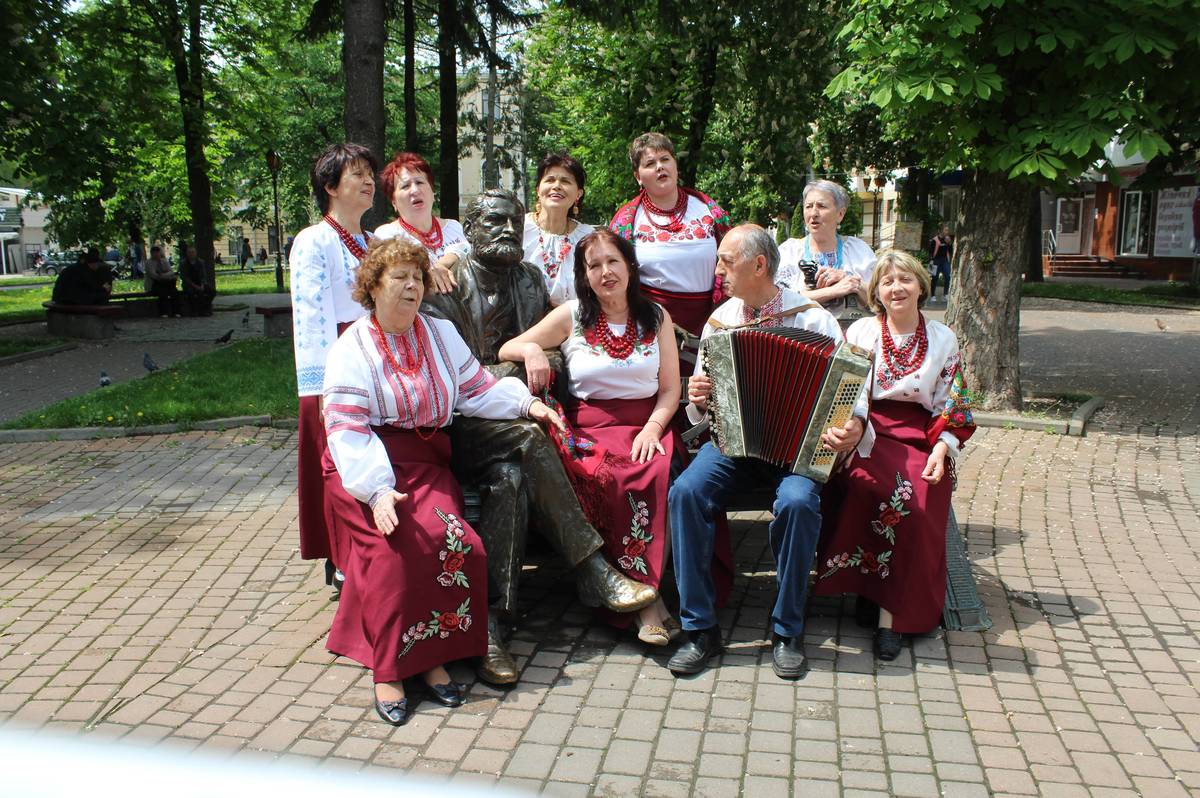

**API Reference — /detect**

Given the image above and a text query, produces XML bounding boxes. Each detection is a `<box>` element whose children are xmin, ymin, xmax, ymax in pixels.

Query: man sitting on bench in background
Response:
<box><xmin>52</xmin><ymin>248</ymin><xmax>112</xmax><ymax>306</ymax></box>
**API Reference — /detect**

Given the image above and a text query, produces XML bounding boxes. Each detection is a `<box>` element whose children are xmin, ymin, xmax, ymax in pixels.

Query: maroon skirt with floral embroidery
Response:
<box><xmin>814</xmin><ymin>399</ymin><xmax>952</xmax><ymax>634</ymax></box>
<box><xmin>564</xmin><ymin>396</ymin><xmax>677</xmax><ymax>628</ymax></box>
<box><xmin>324</xmin><ymin>426</ymin><xmax>487</xmax><ymax>683</ymax></box>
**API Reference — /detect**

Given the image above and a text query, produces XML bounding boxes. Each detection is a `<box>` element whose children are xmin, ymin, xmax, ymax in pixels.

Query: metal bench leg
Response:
<box><xmin>942</xmin><ymin>507</ymin><xmax>993</xmax><ymax>632</ymax></box>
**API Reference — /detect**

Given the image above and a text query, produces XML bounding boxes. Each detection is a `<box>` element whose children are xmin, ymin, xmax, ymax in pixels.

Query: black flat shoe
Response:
<box><xmin>668</xmin><ymin>626</ymin><xmax>722</xmax><ymax>675</ymax></box>
<box><xmin>772</xmin><ymin>635</ymin><xmax>808</xmax><ymax>680</ymax></box>
<box><xmin>876</xmin><ymin>628</ymin><xmax>903</xmax><ymax>661</ymax></box>
<box><xmin>374</xmin><ymin>696</ymin><xmax>411</xmax><ymax>726</ymax></box>
<box><xmin>425</xmin><ymin>681</ymin><xmax>466</xmax><ymax>708</ymax></box>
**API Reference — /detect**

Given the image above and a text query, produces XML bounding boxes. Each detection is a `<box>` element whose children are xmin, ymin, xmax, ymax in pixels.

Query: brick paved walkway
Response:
<box><xmin>0</xmin><ymin>422</ymin><xmax>1196</xmax><ymax>797</ymax></box>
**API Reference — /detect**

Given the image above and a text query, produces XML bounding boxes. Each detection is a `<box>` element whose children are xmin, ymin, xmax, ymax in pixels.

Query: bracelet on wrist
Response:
<box><xmin>646</xmin><ymin>419</ymin><xmax>664</xmax><ymax>432</ymax></box>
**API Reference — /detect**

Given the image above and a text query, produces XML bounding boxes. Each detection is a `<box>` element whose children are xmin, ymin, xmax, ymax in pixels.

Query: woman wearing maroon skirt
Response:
<box><xmin>322</xmin><ymin>237</ymin><xmax>563</xmax><ymax>725</ymax></box>
<box><xmin>814</xmin><ymin>251</ymin><xmax>975</xmax><ymax>660</ymax></box>
<box><xmin>498</xmin><ymin>228</ymin><xmax>682</xmax><ymax>645</ymax></box>
<box><xmin>290</xmin><ymin>142</ymin><xmax>378</xmax><ymax>591</ymax></box>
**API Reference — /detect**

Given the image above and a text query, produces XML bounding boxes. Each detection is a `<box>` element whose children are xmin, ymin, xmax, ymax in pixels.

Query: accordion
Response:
<box><xmin>702</xmin><ymin>327</ymin><xmax>871</xmax><ymax>481</ymax></box>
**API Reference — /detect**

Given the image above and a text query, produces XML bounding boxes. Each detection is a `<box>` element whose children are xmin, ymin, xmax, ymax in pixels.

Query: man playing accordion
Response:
<box><xmin>668</xmin><ymin>224</ymin><xmax>869</xmax><ymax>680</ymax></box>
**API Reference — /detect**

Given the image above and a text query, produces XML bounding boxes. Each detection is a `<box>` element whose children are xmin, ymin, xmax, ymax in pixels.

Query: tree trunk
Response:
<box><xmin>680</xmin><ymin>39</ymin><xmax>719</xmax><ymax>186</ymax></box>
<box><xmin>1024</xmin><ymin>188</ymin><xmax>1044</xmax><ymax>282</ymax></box>
<box><xmin>437</xmin><ymin>0</ymin><xmax>459</xmax><ymax>219</ymax></box>
<box><xmin>482</xmin><ymin>12</ymin><xmax>499</xmax><ymax>190</ymax></box>
<box><xmin>157</xmin><ymin>0</ymin><xmax>216</xmax><ymax>276</ymax></box>
<box><xmin>945</xmin><ymin>170</ymin><xmax>1026</xmax><ymax>412</ymax></box>
<box><xmin>343</xmin><ymin>0</ymin><xmax>389</xmax><ymax>228</ymax></box>
<box><xmin>403</xmin><ymin>0</ymin><xmax>417</xmax><ymax>151</ymax></box>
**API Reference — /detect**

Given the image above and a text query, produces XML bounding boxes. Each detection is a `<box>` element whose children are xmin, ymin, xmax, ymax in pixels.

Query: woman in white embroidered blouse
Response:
<box><xmin>373</xmin><ymin>151</ymin><xmax>468</xmax><ymax>294</ymax></box>
<box><xmin>814</xmin><ymin>250</ymin><xmax>975</xmax><ymax>662</ymax></box>
<box><xmin>498</xmin><ymin>228</ymin><xmax>682</xmax><ymax>646</ymax></box>
<box><xmin>775</xmin><ymin>179</ymin><xmax>875</xmax><ymax>322</ymax></box>
<box><xmin>524</xmin><ymin>151</ymin><xmax>595</xmax><ymax>306</ymax></box>
<box><xmin>322</xmin><ymin>237</ymin><xmax>563</xmax><ymax>727</ymax></box>
<box><xmin>289</xmin><ymin>142</ymin><xmax>378</xmax><ymax>586</ymax></box>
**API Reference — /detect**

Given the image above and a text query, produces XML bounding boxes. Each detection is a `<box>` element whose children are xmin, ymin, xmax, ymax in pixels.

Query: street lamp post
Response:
<box><xmin>266</xmin><ymin>150</ymin><xmax>284</xmax><ymax>292</ymax></box>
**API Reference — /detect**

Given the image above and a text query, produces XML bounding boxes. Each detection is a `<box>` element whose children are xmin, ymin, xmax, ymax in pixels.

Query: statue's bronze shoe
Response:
<box><xmin>476</xmin><ymin>617</ymin><xmax>518</xmax><ymax>686</ymax></box>
<box><xmin>576</xmin><ymin>552</ymin><xmax>657</xmax><ymax>613</ymax></box>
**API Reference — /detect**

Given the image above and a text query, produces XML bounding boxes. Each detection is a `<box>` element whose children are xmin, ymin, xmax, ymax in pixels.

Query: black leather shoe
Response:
<box><xmin>772</xmin><ymin>635</ymin><xmax>807</xmax><ymax>680</ymax></box>
<box><xmin>426</xmin><ymin>681</ymin><xmax>466</xmax><ymax>708</ymax></box>
<box><xmin>374</xmin><ymin>696</ymin><xmax>411</xmax><ymax>726</ymax></box>
<box><xmin>324</xmin><ymin>560</ymin><xmax>344</xmax><ymax>601</ymax></box>
<box><xmin>668</xmin><ymin>627</ymin><xmax>722</xmax><ymax>675</ymax></box>
<box><xmin>876</xmin><ymin>628</ymin><xmax>903</xmax><ymax>661</ymax></box>
<box><xmin>854</xmin><ymin>595</ymin><xmax>879</xmax><ymax>628</ymax></box>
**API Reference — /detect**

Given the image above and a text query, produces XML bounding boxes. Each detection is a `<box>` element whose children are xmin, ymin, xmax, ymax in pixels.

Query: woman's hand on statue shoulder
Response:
<box><xmin>528</xmin><ymin>399</ymin><xmax>566</xmax><ymax>433</ymax></box>
<box><xmin>372</xmin><ymin>490</ymin><xmax>410</xmax><ymax>535</ymax></box>
<box><xmin>429</xmin><ymin>253</ymin><xmax>459</xmax><ymax>294</ymax></box>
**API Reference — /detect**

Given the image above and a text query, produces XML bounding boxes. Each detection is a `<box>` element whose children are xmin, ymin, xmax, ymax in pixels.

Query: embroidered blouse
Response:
<box><xmin>776</xmin><ymin>235</ymin><xmax>875</xmax><ymax>320</ymax></box>
<box><xmin>323</xmin><ymin>313</ymin><xmax>535</xmax><ymax>506</ymax></box>
<box><xmin>523</xmin><ymin>215</ymin><xmax>595</xmax><ymax>306</ymax></box>
<box><xmin>374</xmin><ymin>217</ymin><xmax>469</xmax><ymax>266</ymax></box>
<box><xmin>846</xmin><ymin>316</ymin><xmax>976</xmax><ymax>459</ymax></box>
<box><xmin>289</xmin><ymin>221</ymin><xmax>370</xmax><ymax>396</ymax></box>
<box><xmin>561</xmin><ymin>300</ymin><xmax>661</xmax><ymax>401</ymax></box>
<box><xmin>609</xmin><ymin>189</ymin><xmax>731</xmax><ymax>294</ymax></box>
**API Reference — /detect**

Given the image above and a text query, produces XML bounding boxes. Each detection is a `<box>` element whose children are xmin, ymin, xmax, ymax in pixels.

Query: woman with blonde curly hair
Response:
<box><xmin>321</xmin><ymin>237</ymin><xmax>563</xmax><ymax>726</ymax></box>
<box><xmin>814</xmin><ymin>250</ymin><xmax>975</xmax><ymax>661</ymax></box>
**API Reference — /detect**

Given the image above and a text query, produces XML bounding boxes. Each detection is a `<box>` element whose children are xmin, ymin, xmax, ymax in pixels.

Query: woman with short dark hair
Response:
<box><xmin>524</xmin><ymin>151</ymin><xmax>595</xmax><ymax>305</ymax></box>
<box><xmin>323</xmin><ymin>236</ymin><xmax>563</xmax><ymax>725</ymax></box>
<box><xmin>609</xmin><ymin>132</ymin><xmax>731</xmax><ymax>339</ymax></box>
<box><xmin>289</xmin><ymin>141</ymin><xmax>380</xmax><ymax>588</ymax></box>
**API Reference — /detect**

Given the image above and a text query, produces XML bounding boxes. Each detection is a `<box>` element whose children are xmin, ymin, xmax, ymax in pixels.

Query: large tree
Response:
<box><xmin>827</xmin><ymin>0</ymin><xmax>1200</xmax><ymax>410</ymax></box>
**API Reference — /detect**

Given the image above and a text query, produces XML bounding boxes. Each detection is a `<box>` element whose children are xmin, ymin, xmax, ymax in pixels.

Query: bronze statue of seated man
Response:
<box><xmin>423</xmin><ymin>188</ymin><xmax>657</xmax><ymax>685</ymax></box>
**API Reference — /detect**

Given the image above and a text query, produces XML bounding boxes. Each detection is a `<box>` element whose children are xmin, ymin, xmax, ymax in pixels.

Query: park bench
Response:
<box><xmin>255</xmin><ymin>305</ymin><xmax>292</xmax><ymax>339</ymax></box>
<box><xmin>107</xmin><ymin>291</ymin><xmax>158</xmax><ymax>318</ymax></box>
<box><xmin>41</xmin><ymin>301</ymin><xmax>125</xmax><ymax>340</ymax></box>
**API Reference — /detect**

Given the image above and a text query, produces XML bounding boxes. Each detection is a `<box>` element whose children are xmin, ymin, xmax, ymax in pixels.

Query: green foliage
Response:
<box><xmin>1022</xmin><ymin>282</ymin><xmax>1200</xmax><ymax>308</ymax></box>
<box><xmin>3</xmin><ymin>339</ymin><xmax>298</xmax><ymax>429</ymax></box>
<box><xmin>826</xmin><ymin>0</ymin><xmax>1200</xmax><ymax>183</ymax></box>
<box><xmin>789</xmin><ymin>200</ymin><xmax>806</xmax><ymax>239</ymax></box>
<box><xmin>524</xmin><ymin>0</ymin><xmax>840</xmax><ymax>223</ymax></box>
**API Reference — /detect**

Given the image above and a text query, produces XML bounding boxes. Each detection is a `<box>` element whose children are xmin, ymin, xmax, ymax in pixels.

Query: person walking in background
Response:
<box><xmin>239</xmin><ymin>237</ymin><xmax>252</xmax><ymax>271</ymax></box>
<box><xmin>928</xmin><ymin>225</ymin><xmax>953</xmax><ymax>304</ymax></box>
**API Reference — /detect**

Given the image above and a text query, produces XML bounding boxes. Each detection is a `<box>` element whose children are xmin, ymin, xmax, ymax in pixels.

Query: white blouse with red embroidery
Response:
<box><xmin>630</xmin><ymin>195</ymin><xmax>720</xmax><ymax>294</ymax></box>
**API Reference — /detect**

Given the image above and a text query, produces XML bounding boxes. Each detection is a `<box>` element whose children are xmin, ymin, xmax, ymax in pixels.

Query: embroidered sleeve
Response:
<box><xmin>290</xmin><ymin>232</ymin><xmax>338</xmax><ymax>396</ymax></box>
<box><xmin>926</xmin><ymin>352</ymin><xmax>976</xmax><ymax>456</ymax></box>
<box><xmin>442</xmin><ymin>322</ymin><xmax>536</xmax><ymax>419</ymax></box>
<box><xmin>323</xmin><ymin>336</ymin><xmax>395</xmax><ymax>504</ymax></box>
<box><xmin>608</xmin><ymin>198</ymin><xmax>640</xmax><ymax>242</ymax></box>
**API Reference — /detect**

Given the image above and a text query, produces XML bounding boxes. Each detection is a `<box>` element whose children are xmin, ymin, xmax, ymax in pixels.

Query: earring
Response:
<box><xmin>571</xmin><ymin>202</ymin><xmax>580</xmax><ymax>218</ymax></box>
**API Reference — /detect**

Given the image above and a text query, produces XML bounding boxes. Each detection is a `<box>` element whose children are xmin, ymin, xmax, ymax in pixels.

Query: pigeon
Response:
<box><xmin>214</xmin><ymin>329</ymin><xmax>234</xmax><ymax>345</ymax></box>
<box><xmin>242</xmin><ymin>311</ymin><xmax>250</xmax><ymax>327</ymax></box>
<box><xmin>99</xmin><ymin>371</ymin><xmax>111</xmax><ymax>387</ymax></box>
<box><xmin>1155</xmin><ymin>318</ymin><xmax>1167</xmax><ymax>331</ymax></box>
<box><xmin>143</xmin><ymin>352</ymin><xmax>159</xmax><ymax>372</ymax></box>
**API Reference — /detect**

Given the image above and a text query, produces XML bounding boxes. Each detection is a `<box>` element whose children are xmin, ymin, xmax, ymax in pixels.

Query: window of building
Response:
<box><xmin>227</xmin><ymin>226</ymin><xmax>243</xmax><ymax>257</ymax></box>
<box><xmin>1118</xmin><ymin>191</ymin><xmax>1151</xmax><ymax>256</ymax></box>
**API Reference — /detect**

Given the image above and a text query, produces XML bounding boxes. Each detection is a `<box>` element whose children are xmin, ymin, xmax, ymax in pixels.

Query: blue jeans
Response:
<box><xmin>669</xmin><ymin>442</ymin><xmax>822</xmax><ymax>639</ymax></box>
<box><xmin>931</xmin><ymin>260</ymin><xmax>951</xmax><ymax>298</ymax></box>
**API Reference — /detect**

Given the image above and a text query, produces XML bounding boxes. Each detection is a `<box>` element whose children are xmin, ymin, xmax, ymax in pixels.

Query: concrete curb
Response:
<box><xmin>0</xmin><ymin>415</ymin><xmax>299</xmax><ymax>443</ymax></box>
<box><xmin>973</xmin><ymin>394</ymin><xmax>1106</xmax><ymax>437</ymax></box>
<box><xmin>0</xmin><ymin>343</ymin><xmax>78</xmax><ymax>367</ymax></box>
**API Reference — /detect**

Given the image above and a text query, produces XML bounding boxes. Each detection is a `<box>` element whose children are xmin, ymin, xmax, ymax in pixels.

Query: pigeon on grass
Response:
<box><xmin>143</xmin><ymin>352</ymin><xmax>160</xmax><ymax>372</ymax></box>
<box><xmin>214</xmin><ymin>329</ymin><xmax>234</xmax><ymax>345</ymax></box>
<box><xmin>99</xmin><ymin>371</ymin><xmax>112</xmax><ymax>387</ymax></box>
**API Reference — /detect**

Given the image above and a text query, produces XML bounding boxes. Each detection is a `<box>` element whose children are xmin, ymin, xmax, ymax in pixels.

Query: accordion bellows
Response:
<box><xmin>703</xmin><ymin>327</ymin><xmax>871</xmax><ymax>482</ymax></box>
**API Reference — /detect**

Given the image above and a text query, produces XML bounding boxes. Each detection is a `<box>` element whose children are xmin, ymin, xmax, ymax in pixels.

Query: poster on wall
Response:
<box><xmin>1153</xmin><ymin>186</ymin><xmax>1199</xmax><ymax>258</ymax></box>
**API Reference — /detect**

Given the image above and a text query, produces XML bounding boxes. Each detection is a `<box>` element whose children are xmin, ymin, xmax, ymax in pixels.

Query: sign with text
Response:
<box><xmin>893</xmin><ymin>221</ymin><xmax>923</xmax><ymax>251</ymax></box>
<box><xmin>1153</xmin><ymin>186</ymin><xmax>1198</xmax><ymax>258</ymax></box>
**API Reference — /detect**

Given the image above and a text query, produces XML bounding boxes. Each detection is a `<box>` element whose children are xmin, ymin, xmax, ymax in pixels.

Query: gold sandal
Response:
<box><xmin>637</xmin><ymin>623</ymin><xmax>671</xmax><ymax>646</ymax></box>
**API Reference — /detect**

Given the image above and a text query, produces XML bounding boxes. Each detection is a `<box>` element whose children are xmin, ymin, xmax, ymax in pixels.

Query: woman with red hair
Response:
<box><xmin>375</xmin><ymin>152</ymin><xmax>467</xmax><ymax>294</ymax></box>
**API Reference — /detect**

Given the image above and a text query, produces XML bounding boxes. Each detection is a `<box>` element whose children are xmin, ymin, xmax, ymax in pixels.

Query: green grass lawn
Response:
<box><xmin>0</xmin><ymin>338</ymin><xmax>67</xmax><ymax>358</ymax></box>
<box><xmin>1022</xmin><ymin>281</ymin><xmax>1200</xmax><ymax>307</ymax></box>
<box><xmin>0</xmin><ymin>276</ymin><xmax>55</xmax><ymax>287</ymax></box>
<box><xmin>0</xmin><ymin>271</ymin><xmax>288</xmax><ymax>324</ymax></box>
<box><xmin>3</xmin><ymin>338</ymin><xmax>298</xmax><ymax>429</ymax></box>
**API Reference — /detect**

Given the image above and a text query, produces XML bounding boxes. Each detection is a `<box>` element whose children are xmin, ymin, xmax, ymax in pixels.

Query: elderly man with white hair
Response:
<box><xmin>667</xmin><ymin>224</ymin><xmax>869</xmax><ymax>680</ymax></box>
<box><xmin>776</xmin><ymin>179</ymin><xmax>876</xmax><ymax>321</ymax></box>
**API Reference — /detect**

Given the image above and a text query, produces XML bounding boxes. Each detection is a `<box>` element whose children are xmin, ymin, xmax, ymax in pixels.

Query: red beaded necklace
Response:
<box><xmin>538</xmin><ymin>229</ymin><xmax>574</xmax><ymax>278</ymax></box>
<box><xmin>397</xmin><ymin>215</ymin><xmax>444</xmax><ymax>252</ymax></box>
<box><xmin>585</xmin><ymin>310</ymin><xmax>650</xmax><ymax>360</ymax></box>
<box><xmin>371</xmin><ymin>314</ymin><xmax>438</xmax><ymax>440</ymax></box>
<box><xmin>640</xmin><ymin>188</ymin><xmax>688</xmax><ymax>233</ymax></box>
<box><xmin>879</xmin><ymin>314</ymin><xmax>928</xmax><ymax>379</ymax></box>
<box><xmin>323</xmin><ymin>215</ymin><xmax>367</xmax><ymax>260</ymax></box>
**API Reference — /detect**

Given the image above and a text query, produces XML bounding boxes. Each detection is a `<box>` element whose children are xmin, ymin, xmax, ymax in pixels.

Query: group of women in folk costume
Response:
<box><xmin>288</xmin><ymin>132</ymin><xmax>974</xmax><ymax>724</ymax></box>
